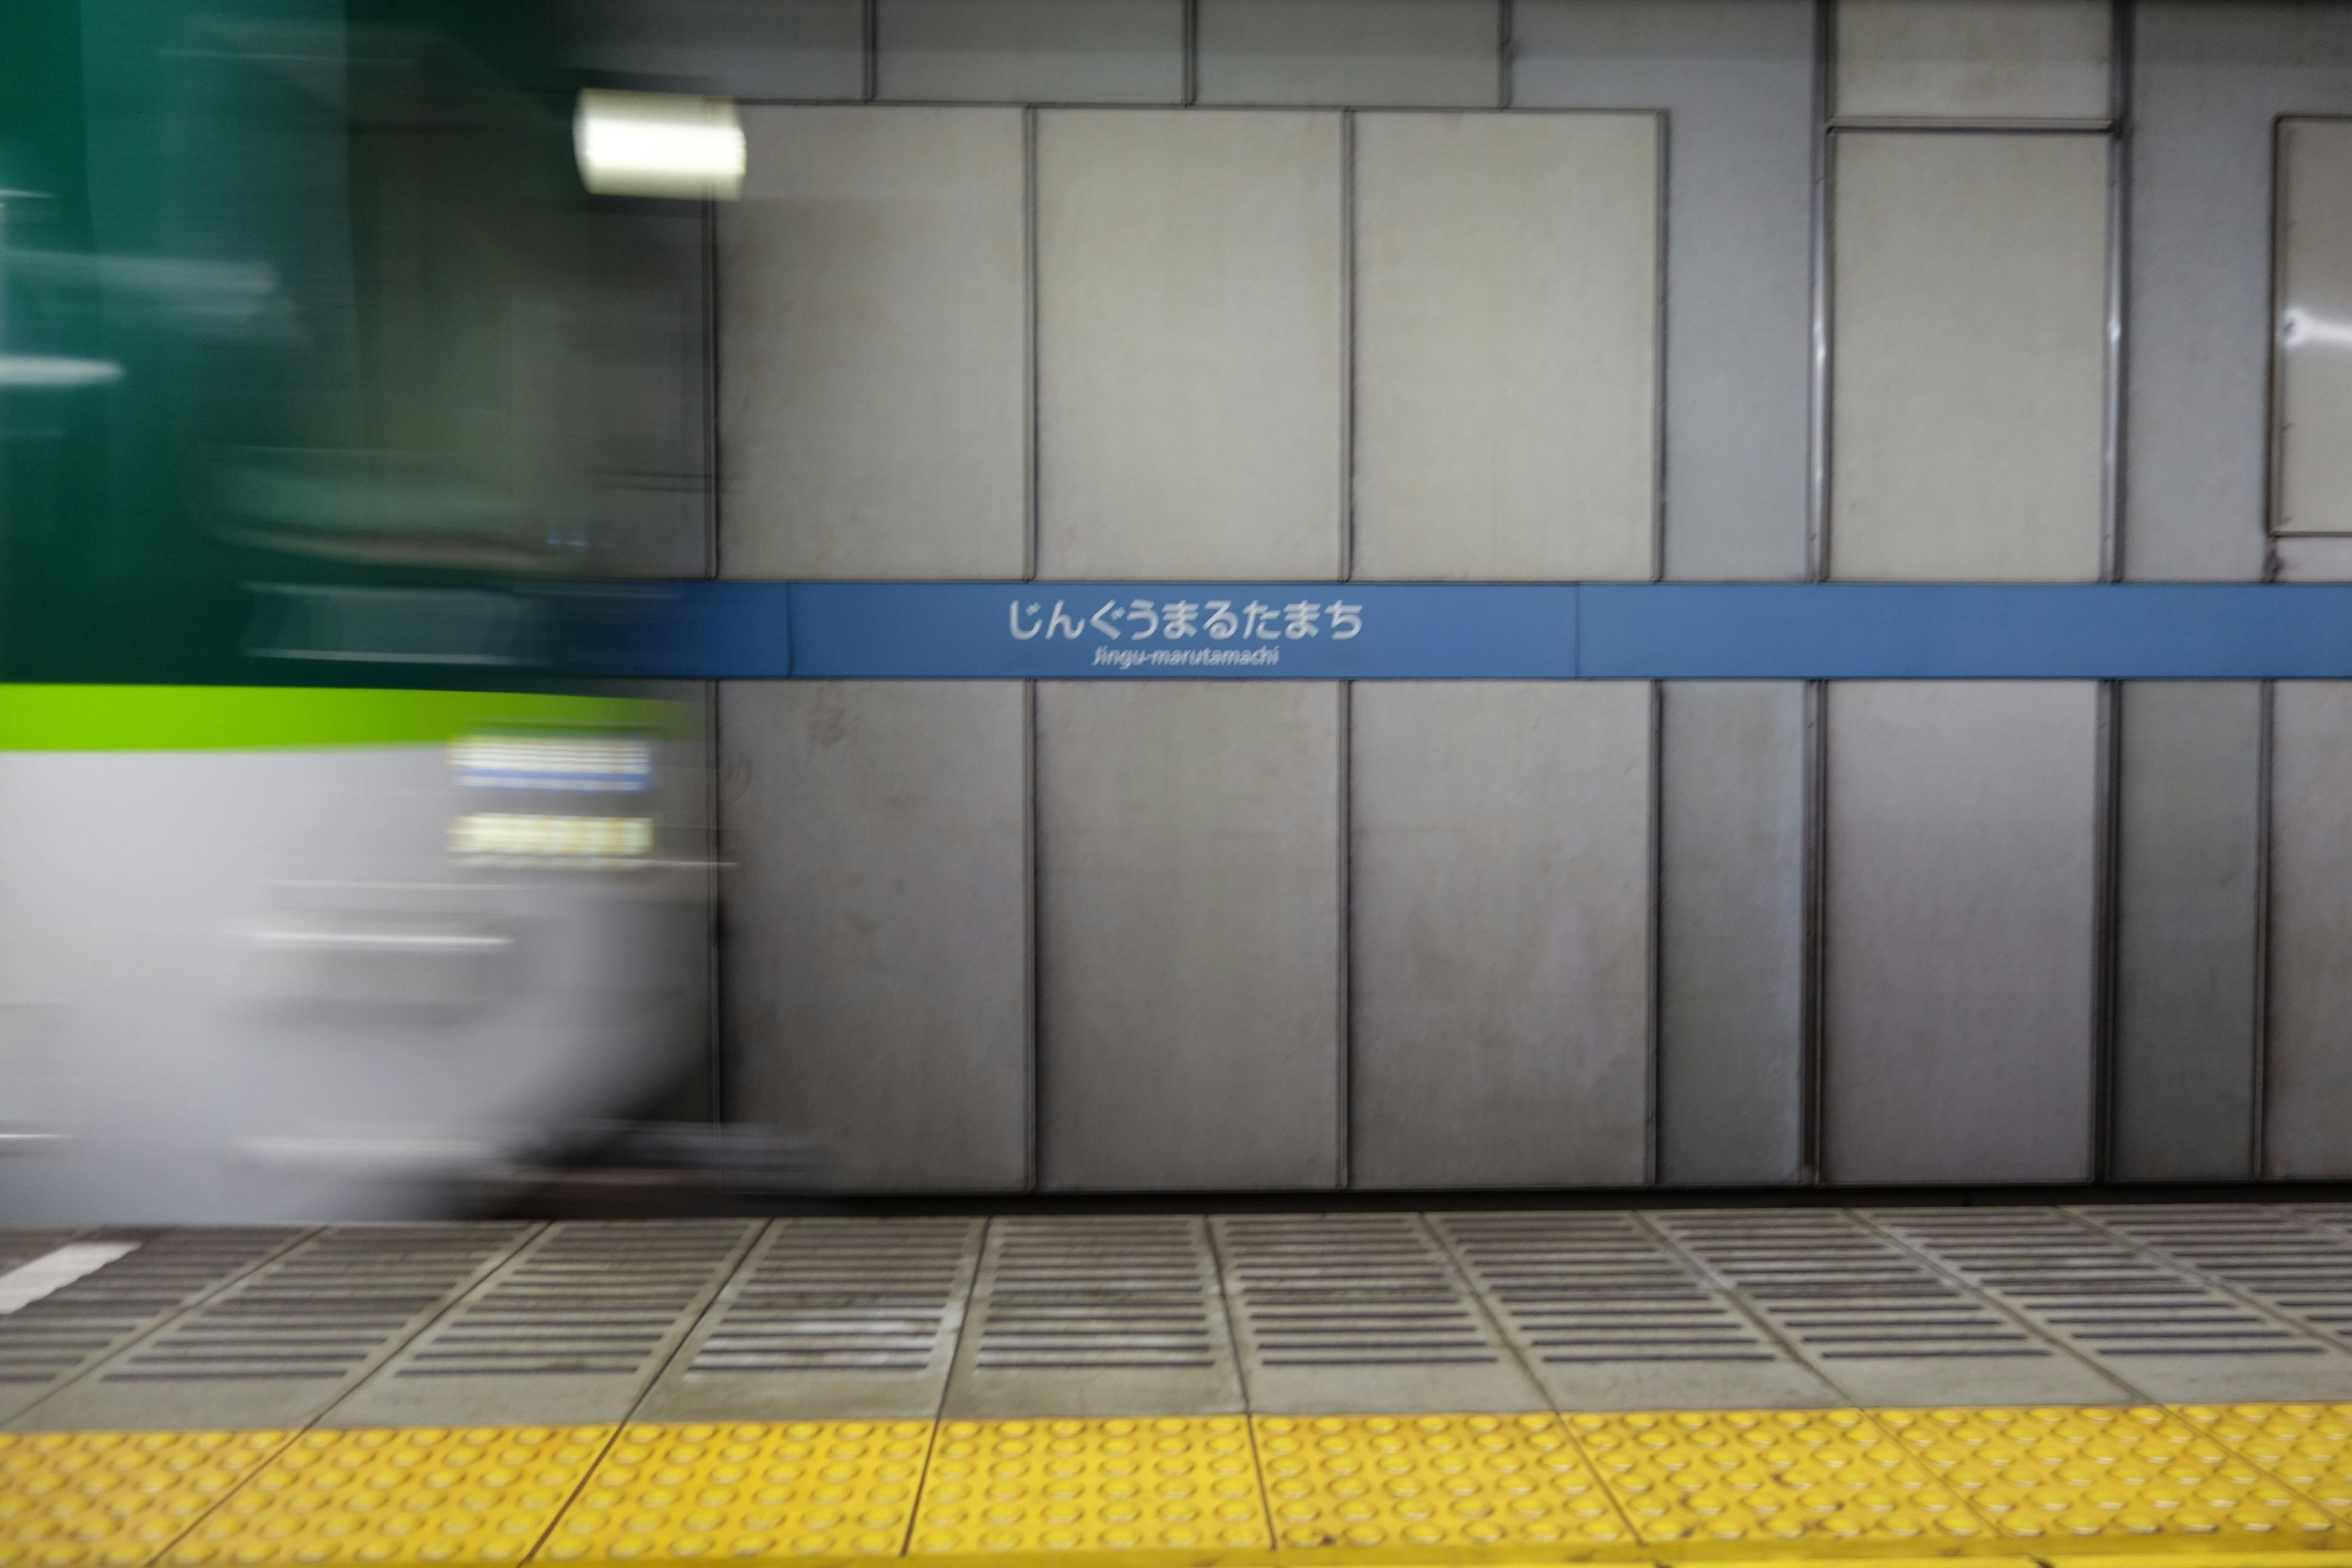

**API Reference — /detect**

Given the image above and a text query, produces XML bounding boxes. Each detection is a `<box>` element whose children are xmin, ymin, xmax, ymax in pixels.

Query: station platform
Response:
<box><xmin>9</xmin><ymin>1205</ymin><xmax>2352</xmax><ymax>1568</ymax></box>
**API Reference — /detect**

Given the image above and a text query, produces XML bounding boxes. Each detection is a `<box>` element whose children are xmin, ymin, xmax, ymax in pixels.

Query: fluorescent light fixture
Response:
<box><xmin>0</xmin><ymin>355</ymin><xmax>123</xmax><ymax>387</ymax></box>
<box><xmin>450</xmin><ymin>812</ymin><xmax>654</xmax><ymax>861</ymax></box>
<box><xmin>575</xmin><ymin>90</ymin><xmax>744</xmax><ymax>200</ymax></box>
<box><xmin>2283</xmin><ymin>306</ymin><xmax>2352</xmax><ymax>352</ymax></box>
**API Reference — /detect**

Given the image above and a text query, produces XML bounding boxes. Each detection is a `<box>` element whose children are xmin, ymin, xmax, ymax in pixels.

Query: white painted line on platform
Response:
<box><xmin>0</xmin><ymin>1241</ymin><xmax>138</xmax><ymax>1313</ymax></box>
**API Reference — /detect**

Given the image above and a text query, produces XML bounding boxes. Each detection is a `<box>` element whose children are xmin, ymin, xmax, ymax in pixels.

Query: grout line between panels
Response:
<box><xmin>1845</xmin><ymin>1208</ymin><xmax>2151</xmax><ymax>1404</ymax></box>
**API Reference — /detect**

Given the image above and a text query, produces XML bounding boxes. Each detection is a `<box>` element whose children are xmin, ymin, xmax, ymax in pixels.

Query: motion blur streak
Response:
<box><xmin>0</xmin><ymin>1</ymin><xmax>720</xmax><ymax>1222</ymax></box>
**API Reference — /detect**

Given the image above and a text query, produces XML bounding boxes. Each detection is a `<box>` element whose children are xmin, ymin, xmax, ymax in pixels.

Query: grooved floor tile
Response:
<box><xmin>1568</xmin><ymin>1408</ymin><xmax>1991</xmax><ymax>1545</ymax></box>
<box><xmin>1878</xmin><ymin>1404</ymin><xmax>2337</xmax><ymax>1543</ymax></box>
<box><xmin>540</xmin><ymin>1422</ymin><xmax>930</xmax><ymax>1561</ymax></box>
<box><xmin>1254</xmin><ymin>1412</ymin><xmax>1632</xmax><ymax>1548</ymax></box>
<box><xmin>908</xmin><ymin>1418</ymin><xmax>1266</xmax><ymax>1552</ymax></box>
<box><xmin>2177</xmin><ymin>1403</ymin><xmax>2352</xmax><ymax>1524</ymax></box>
<box><xmin>0</xmin><ymin>1430</ymin><xmax>292</xmax><ymax>1568</ymax></box>
<box><xmin>164</xmin><ymin>1426</ymin><xmax>609</xmax><ymax>1565</ymax></box>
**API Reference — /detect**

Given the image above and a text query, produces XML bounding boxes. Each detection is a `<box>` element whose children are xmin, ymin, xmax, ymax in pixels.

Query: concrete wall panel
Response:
<box><xmin>1830</xmin><ymin>132</ymin><xmax>2109</xmax><ymax>581</ymax></box>
<box><xmin>1835</xmin><ymin>0</ymin><xmax>2113</xmax><ymax>122</ymax></box>
<box><xmin>564</xmin><ymin>0</ymin><xmax>864</xmax><ymax>100</ymax></box>
<box><xmin>2275</xmin><ymin>539</ymin><xmax>2352</xmax><ymax>581</ymax></box>
<box><xmin>1350</xmin><ymin>684</ymin><xmax>1651</xmax><ymax>1189</ymax></box>
<box><xmin>1825</xmin><ymin>682</ymin><xmax>2098</xmax><ymax>1184</ymax></box>
<box><xmin>1352</xmin><ymin>112</ymin><xmax>1659</xmax><ymax>581</ymax></box>
<box><xmin>1513</xmin><ymin>1</ymin><xmax>1815</xmax><ymax>581</ymax></box>
<box><xmin>722</xmin><ymin>108</ymin><xmax>1028</xmax><ymax>579</ymax></box>
<box><xmin>1197</xmin><ymin>0</ymin><xmax>1501</xmax><ymax>108</ymax></box>
<box><xmin>1036</xmin><ymin>684</ymin><xmax>1342</xmax><ymax>1189</ymax></box>
<box><xmin>2127</xmin><ymin>3</ymin><xmax>2352</xmax><ymax>580</ymax></box>
<box><xmin>2266</xmin><ymin>684</ymin><xmax>2352</xmax><ymax>1177</ymax></box>
<box><xmin>2275</xmin><ymin>118</ymin><xmax>2352</xmax><ymax>537</ymax></box>
<box><xmin>2120</xmin><ymin>7</ymin><xmax>2352</xmax><ymax>1187</ymax></box>
<box><xmin>1659</xmin><ymin>682</ymin><xmax>1808</xmax><ymax>1187</ymax></box>
<box><xmin>1036</xmin><ymin>111</ymin><xmax>1343</xmax><ymax>578</ymax></box>
<box><xmin>877</xmin><ymin>0</ymin><xmax>1182</xmax><ymax>104</ymax></box>
<box><xmin>722</xmin><ymin>683</ymin><xmax>1030</xmax><ymax>1191</ymax></box>
<box><xmin>2113</xmin><ymin>682</ymin><xmax>2261</xmax><ymax>1181</ymax></box>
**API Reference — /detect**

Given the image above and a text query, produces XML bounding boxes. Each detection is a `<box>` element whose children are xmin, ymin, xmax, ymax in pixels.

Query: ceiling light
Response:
<box><xmin>575</xmin><ymin>90</ymin><xmax>744</xmax><ymax>201</ymax></box>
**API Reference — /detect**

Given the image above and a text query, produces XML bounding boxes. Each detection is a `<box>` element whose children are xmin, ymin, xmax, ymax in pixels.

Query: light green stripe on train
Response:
<box><xmin>0</xmin><ymin>686</ymin><xmax>682</xmax><ymax>751</ymax></box>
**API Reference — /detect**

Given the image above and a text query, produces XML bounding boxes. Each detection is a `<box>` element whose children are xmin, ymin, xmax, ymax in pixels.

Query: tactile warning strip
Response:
<box><xmin>164</xmin><ymin>1426</ymin><xmax>612</xmax><ymax>1564</ymax></box>
<box><xmin>1876</xmin><ymin>1404</ymin><xmax>2342</xmax><ymax>1543</ymax></box>
<box><xmin>1256</xmin><ymin>1412</ymin><xmax>1632</xmax><ymax>1548</ymax></box>
<box><xmin>1567</xmin><ymin>1407</ymin><xmax>1993</xmax><ymax>1545</ymax></box>
<box><xmin>908</xmin><ymin>1418</ymin><xmax>1267</xmax><ymax>1552</ymax></box>
<box><xmin>0</xmin><ymin>1430</ymin><xmax>291</xmax><ymax>1568</ymax></box>
<box><xmin>45</xmin><ymin>1403</ymin><xmax>2352</xmax><ymax>1564</ymax></box>
<box><xmin>540</xmin><ymin>1422</ymin><xmax>930</xmax><ymax>1561</ymax></box>
<box><xmin>2177</xmin><ymin>1403</ymin><xmax>2352</xmax><ymax>1523</ymax></box>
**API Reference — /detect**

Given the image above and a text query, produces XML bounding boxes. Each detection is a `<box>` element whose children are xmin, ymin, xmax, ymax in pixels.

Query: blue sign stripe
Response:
<box><xmin>579</xmin><ymin>580</ymin><xmax>2352</xmax><ymax>681</ymax></box>
<box><xmin>556</xmin><ymin>581</ymin><xmax>795</xmax><ymax>680</ymax></box>
<box><xmin>1580</xmin><ymin>583</ymin><xmax>2352</xmax><ymax>679</ymax></box>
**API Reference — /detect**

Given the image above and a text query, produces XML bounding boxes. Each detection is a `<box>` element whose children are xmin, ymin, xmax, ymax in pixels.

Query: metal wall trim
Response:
<box><xmin>1498</xmin><ymin>0</ymin><xmax>1514</xmax><ymax>112</ymax></box>
<box><xmin>1023</xmin><ymin>679</ymin><xmax>1041</xmax><ymax>1194</ymax></box>
<box><xmin>1650</xmin><ymin>107</ymin><xmax>1670</xmax><ymax>585</ymax></box>
<box><xmin>1335</xmin><ymin>680</ymin><xmax>1353</xmax><ymax>1191</ymax></box>
<box><xmin>1182</xmin><ymin>0</ymin><xmax>1199</xmax><ymax>108</ymax></box>
<box><xmin>701</xmin><ymin>194</ymin><xmax>726</xmax><ymax>1125</ymax></box>
<box><xmin>1340</xmin><ymin>109</ymin><xmax>1357</xmax><ymax>584</ymax></box>
<box><xmin>2104</xmin><ymin>0</ymin><xmax>2133</xmax><ymax>582</ymax></box>
<box><xmin>1828</xmin><ymin>116</ymin><xmax>2117</xmax><ymax>134</ymax></box>
<box><xmin>861</xmin><ymin>0</ymin><xmax>878</xmax><ymax>104</ymax></box>
<box><xmin>1644</xmin><ymin>679</ymin><xmax>1663</xmax><ymax>1186</ymax></box>
<box><xmin>1023</xmin><ymin>105</ymin><xmax>1040</xmax><ymax>586</ymax></box>
<box><xmin>1804</xmin><ymin>0</ymin><xmax>1832</xmax><ymax>1189</ymax></box>
<box><xmin>1808</xmin><ymin>0</ymin><xmax>1833</xmax><ymax>583</ymax></box>
<box><xmin>2093</xmin><ymin>679</ymin><xmax>2122</xmax><ymax>1180</ymax></box>
<box><xmin>2255</xmin><ymin>678</ymin><xmax>2276</xmax><ymax>1176</ymax></box>
<box><xmin>2267</xmin><ymin>116</ymin><xmax>2309</xmax><ymax>545</ymax></box>
<box><xmin>1801</xmin><ymin>677</ymin><xmax>1826</xmax><ymax>1185</ymax></box>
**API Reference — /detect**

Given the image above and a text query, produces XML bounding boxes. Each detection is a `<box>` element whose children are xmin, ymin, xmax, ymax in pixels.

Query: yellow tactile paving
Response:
<box><xmin>1876</xmin><ymin>1405</ymin><xmax>2339</xmax><ymax>1544</ymax></box>
<box><xmin>539</xmin><ymin>1422</ymin><xmax>930</xmax><ymax>1561</ymax></box>
<box><xmin>1254</xmin><ymin>1412</ymin><xmax>1632</xmax><ymax>1550</ymax></box>
<box><xmin>1567</xmin><ymin>1408</ymin><xmax>1992</xmax><ymax>1547</ymax></box>
<box><xmin>0</xmin><ymin>1430</ymin><xmax>293</xmax><ymax>1568</ymax></box>
<box><xmin>163</xmin><ymin>1426</ymin><xmax>611</xmax><ymax>1566</ymax></box>
<box><xmin>34</xmin><ymin>1404</ymin><xmax>2352</xmax><ymax>1565</ymax></box>
<box><xmin>908</xmin><ymin>1418</ymin><xmax>1267</xmax><ymax>1553</ymax></box>
<box><xmin>2044</xmin><ymin>1558</ymin><xmax>2352</xmax><ymax>1568</ymax></box>
<box><xmin>2178</xmin><ymin>1404</ymin><xmax>2352</xmax><ymax>1525</ymax></box>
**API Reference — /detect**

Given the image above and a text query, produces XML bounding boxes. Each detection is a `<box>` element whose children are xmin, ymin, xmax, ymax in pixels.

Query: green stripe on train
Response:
<box><xmin>0</xmin><ymin>686</ymin><xmax>679</xmax><ymax>750</ymax></box>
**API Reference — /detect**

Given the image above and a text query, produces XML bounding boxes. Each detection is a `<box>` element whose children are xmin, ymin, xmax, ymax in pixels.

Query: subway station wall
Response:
<box><xmin>560</xmin><ymin>0</ymin><xmax>2352</xmax><ymax>1188</ymax></box>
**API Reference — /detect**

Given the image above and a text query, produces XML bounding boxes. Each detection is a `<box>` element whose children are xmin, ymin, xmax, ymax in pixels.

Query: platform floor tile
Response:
<box><xmin>540</xmin><ymin>1422</ymin><xmax>930</xmax><ymax>1561</ymax></box>
<box><xmin>162</xmin><ymin>1426</ymin><xmax>611</xmax><ymax>1565</ymax></box>
<box><xmin>2178</xmin><ymin>1403</ymin><xmax>2352</xmax><ymax>1523</ymax></box>
<box><xmin>1875</xmin><ymin>1404</ymin><xmax>2339</xmax><ymax>1544</ymax></box>
<box><xmin>1567</xmin><ymin>1408</ymin><xmax>1993</xmax><ymax>1546</ymax></box>
<box><xmin>1254</xmin><ymin>1412</ymin><xmax>1632</xmax><ymax>1550</ymax></box>
<box><xmin>0</xmin><ymin>1430</ymin><xmax>292</xmax><ymax>1568</ymax></box>
<box><xmin>908</xmin><ymin>1418</ymin><xmax>1266</xmax><ymax>1553</ymax></box>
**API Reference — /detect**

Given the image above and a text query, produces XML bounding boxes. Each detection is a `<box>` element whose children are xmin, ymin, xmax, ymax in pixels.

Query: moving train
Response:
<box><xmin>0</xmin><ymin>0</ymin><xmax>716</xmax><ymax>1220</ymax></box>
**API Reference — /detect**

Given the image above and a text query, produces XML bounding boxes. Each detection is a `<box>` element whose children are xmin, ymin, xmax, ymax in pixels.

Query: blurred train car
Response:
<box><xmin>0</xmin><ymin>0</ymin><xmax>716</xmax><ymax>1220</ymax></box>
